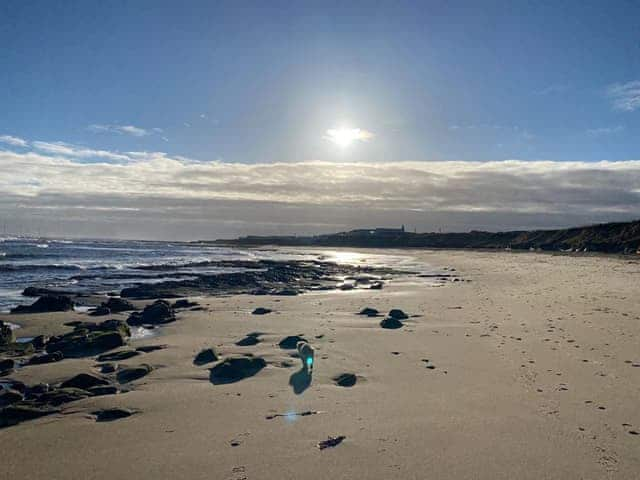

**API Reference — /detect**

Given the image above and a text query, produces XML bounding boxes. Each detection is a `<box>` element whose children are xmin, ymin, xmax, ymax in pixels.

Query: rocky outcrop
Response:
<box><xmin>193</xmin><ymin>348</ymin><xmax>218</xmax><ymax>365</ymax></box>
<box><xmin>127</xmin><ymin>300</ymin><xmax>175</xmax><ymax>326</ymax></box>
<box><xmin>45</xmin><ymin>319</ymin><xmax>130</xmax><ymax>358</ymax></box>
<box><xmin>10</xmin><ymin>295</ymin><xmax>74</xmax><ymax>314</ymax></box>
<box><xmin>209</xmin><ymin>357</ymin><xmax>266</xmax><ymax>384</ymax></box>
<box><xmin>116</xmin><ymin>364</ymin><xmax>153</xmax><ymax>383</ymax></box>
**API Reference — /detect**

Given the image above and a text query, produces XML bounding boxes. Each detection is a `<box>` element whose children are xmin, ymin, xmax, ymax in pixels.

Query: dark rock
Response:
<box><xmin>172</xmin><ymin>299</ymin><xmax>198</xmax><ymax>309</ymax></box>
<box><xmin>117</xmin><ymin>364</ymin><xmax>153</xmax><ymax>383</ymax></box>
<box><xmin>209</xmin><ymin>357</ymin><xmax>266</xmax><ymax>384</ymax></box>
<box><xmin>94</xmin><ymin>408</ymin><xmax>134</xmax><ymax>422</ymax></box>
<box><xmin>236</xmin><ymin>335</ymin><xmax>260</xmax><ymax>346</ymax></box>
<box><xmin>318</xmin><ymin>435</ymin><xmax>346</xmax><ymax>450</ymax></box>
<box><xmin>193</xmin><ymin>348</ymin><xmax>218</xmax><ymax>365</ymax></box>
<box><xmin>60</xmin><ymin>373</ymin><xmax>109</xmax><ymax>390</ymax></box>
<box><xmin>275</xmin><ymin>289</ymin><xmax>298</xmax><ymax>296</ymax></box>
<box><xmin>27</xmin><ymin>383</ymin><xmax>50</xmax><ymax>395</ymax></box>
<box><xmin>64</xmin><ymin>320</ymin><xmax>83</xmax><ymax>327</ymax></box>
<box><xmin>89</xmin><ymin>305</ymin><xmax>111</xmax><ymax>316</ymax></box>
<box><xmin>0</xmin><ymin>388</ymin><xmax>23</xmax><ymax>407</ymax></box>
<box><xmin>252</xmin><ymin>307</ymin><xmax>272</xmax><ymax>315</ymax></box>
<box><xmin>0</xmin><ymin>358</ymin><xmax>15</xmax><ymax>373</ymax></box>
<box><xmin>0</xmin><ymin>322</ymin><xmax>15</xmax><ymax>345</ymax></box>
<box><xmin>0</xmin><ymin>403</ymin><xmax>60</xmax><ymax>427</ymax></box>
<box><xmin>127</xmin><ymin>300</ymin><xmax>175</xmax><ymax>326</ymax></box>
<box><xmin>96</xmin><ymin>350</ymin><xmax>140</xmax><ymax>362</ymax></box>
<box><xmin>97</xmin><ymin>363</ymin><xmax>117</xmax><ymax>374</ymax></box>
<box><xmin>39</xmin><ymin>387</ymin><xmax>92</xmax><ymax>406</ymax></box>
<box><xmin>333</xmin><ymin>373</ymin><xmax>357</xmax><ymax>387</ymax></box>
<box><xmin>27</xmin><ymin>351</ymin><xmax>63</xmax><ymax>365</ymax></box>
<box><xmin>388</xmin><ymin>309</ymin><xmax>409</xmax><ymax>320</ymax></box>
<box><xmin>369</xmin><ymin>282</ymin><xmax>384</xmax><ymax>290</ymax></box>
<box><xmin>135</xmin><ymin>344</ymin><xmax>167</xmax><ymax>353</ymax></box>
<box><xmin>10</xmin><ymin>295</ymin><xmax>74</xmax><ymax>314</ymax></box>
<box><xmin>46</xmin><ymin>320</ymin><xmax>129</xmax><ymax>358</ymax></box>
<box><xmin>104</xmin><ymin>297</ymin><xmax>136</xmax><ymax>313</ymax></box>
<box><xmin>380</xmin><ymin>317</ymin><xmax>403</xmax><ymax>329</ymax></box>
<box><xmin>278</xmin><ymin>335</ymin><xmax>306</xmax><ymax>350</ymax></box>
<box><xmin>31</xmin><ymin>335</ymin><xmax>49</xmax><ymax>350</ymax></box>
<box><xmin>88</xmin><ymin>385</ymin><xmax>118</xmax><ymax>396</ymax></box>
<box><xmin>358</xmin><ymin>307</ymin><xmax>379</xmax><ymax>317</ymax></box>
<box><xmin>0</xmin><ymin>342</ymin><xmax>34</xmax><ymax>356</ymax></box>
<box><xmin>3</xmin><ymin>380</ymin><xmax>26</xmax><ymax>393</ymax></box>
<box><xmin>22</xmin><ymin>286</ymin><xmax>75</xmax><ymax>297</ymax></box>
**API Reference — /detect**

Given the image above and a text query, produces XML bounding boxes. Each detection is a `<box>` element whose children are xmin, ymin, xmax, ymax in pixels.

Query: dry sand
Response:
<box><xmin>2</xmin><ymin>249</ymin><xmax>639</xmax><ymax>479</ymax></box>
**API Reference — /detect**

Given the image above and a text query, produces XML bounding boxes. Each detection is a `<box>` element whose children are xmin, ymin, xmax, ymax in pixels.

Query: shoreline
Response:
<box><xmin>1</xmin><ymin>248</ymin><xmax>639</xmax><ymax>479</ymax></box>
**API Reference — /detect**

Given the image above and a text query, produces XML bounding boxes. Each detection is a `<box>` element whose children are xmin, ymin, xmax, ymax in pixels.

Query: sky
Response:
<box><xmin>1</xmin><ymin>1</ymin><xmax>639</xmax><ymax>240</ymax></box>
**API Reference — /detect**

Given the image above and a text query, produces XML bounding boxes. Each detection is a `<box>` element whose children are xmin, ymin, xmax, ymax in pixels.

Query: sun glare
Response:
<box><xmin>325</xmin><ymin>127</ymin><xmax>373</xmax><ymax>148</ymax></box>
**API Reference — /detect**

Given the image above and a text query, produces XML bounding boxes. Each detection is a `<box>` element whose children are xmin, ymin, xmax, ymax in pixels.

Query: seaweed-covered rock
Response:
<box><xmin>104</xmin><ymin>297</ymin><xmax>136</xmax><ymax>313</ymax></box>
<box><xmin>209</xmin><ymin>357</ymin><xmax>266</xmax><ymax>384</ymax></box>
<box><xmin>31</xmin><ymin>335</ymin><xmax>49</xmax><ymax>350</ymax></box>
<box><xmin>380</xmin><ymin>317</ymin><xmax>403</xmax><ymax>329</ymax></box>
<box><xmin>27</xmin><ymin>351</ymin><xmax>63</xmax><ymax>365</ymax></box>
<box><xmin>97</xmin><ymin>350</ymin><xmax>140</xmax><ymax>362</ymax></box>
<box><xmin>0</xmin><ymin>388</ymin><xmax>23</xmax><ymax>407</ymax></box>
<box><xmin>127</xmin><ymin>300</ymin><xmax>175</xmax><ymax>326</ymax></box>
<box><xmin>45</xmin><ymin>319</ymin><xmax>130</xmax><ymax>358</ymax></box>
<box><xmin>0</xmin><ymin>321</ymin><xmax>15</xmax><ymax>345</ymax></box>
<box><xmin>60</xmin><ymin>373</ymin><xmax>109</xmax><ymax>390</ymax></box>
<box><xmin>0</xmin><ymin>342</ymin><xmax>35</xmax><ymax>356</ymax></box>
<box><xmin>39</xmin><ymin>387</ymin><xmax>92</xmax><ymax>406</ymax></box>
<box><xmin>0</xmin><ymin>403</ymin><xmax>60</xmax><ymax>427</ymax></box>
<box><xmin>278</xmin><ymin>335</ymin><xmax>306</xmax><ymax>350</ymax></box>
<box><xmin>97</xmin><ymin>363</ymin><xmax>117</xmax><ymax>374</ymax></box>
<box><xmin>93</xmin><ymin>408</ymin><xmax>134</xmax><ymax>422</ymax></box>
<box><xmin>193</xmin><ymin>348</ymin><xmax>218</xmax><ymax>365</ymax></box>
<box><xmin>358</xmin><ymin>307</ymin><xmax>379</xmax><ymax>317</ymax></box>
<box><xmin>0</xmin><ymin>358</ymin><xmax>15</xmax><ymax>374</ymax></box>
<box><xmin>388</xmin><ymin>309</ymin><xmax>408</xmax><ymax>320</ymax></box>
<box><xmin>117</xmin><ymin>364</ymin><xmax>153</xmax><ymax>383</ymax></box>
<box><xmin>252</xmin><ymin>307</ymin><xmax>272</xmax><ymax>315</ymax></box>
<box><xmin>10</xmin><ymin>295</ymin><xmax>74</xmax><ymax>314</ymax></box>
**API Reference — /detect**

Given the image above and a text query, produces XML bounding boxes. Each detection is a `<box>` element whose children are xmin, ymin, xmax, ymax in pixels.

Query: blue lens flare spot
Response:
<box><xmin>306</xmin><ymin>357</ymin><xmax>313</xmax><ymax>367</ymax></box>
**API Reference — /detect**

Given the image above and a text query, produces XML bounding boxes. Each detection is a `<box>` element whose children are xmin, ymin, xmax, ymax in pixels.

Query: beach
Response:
<box><xmin>1</xmin><ymin>248</ymin><xmax>639</xmax><ymax>479</ymax></box>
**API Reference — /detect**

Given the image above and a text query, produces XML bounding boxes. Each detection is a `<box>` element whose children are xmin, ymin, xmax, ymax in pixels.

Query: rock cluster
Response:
<box><xmin>10</xmin><ymin>295</ymin><xmax>74</xmax><ymax>314</ymax></box>
<box><xmin>127</xmin><ymin>300</ymin><xmax>175</xmax><ymax>326</ymax></box>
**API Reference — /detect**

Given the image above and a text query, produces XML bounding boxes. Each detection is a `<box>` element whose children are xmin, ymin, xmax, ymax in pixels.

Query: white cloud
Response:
<box><xmin>88</xmin><ymin>124</ymin><xmax>150</xmax><ymax>137</ymax></box>
<box><xmin>587</xmin><ymin>125</ymin><xmax>625</xmax><ymax>136</ymax></box>
<box><xmin>607</xmin><ymin>81</ymin><xmax>640</xmax><ymax>112</ymax></box>
<box><xmin>0</xmin><ymin>135</ymin><xmax>28</xmax><ymax>147</ymax></box>
<box><xmin>1</xmin><ymin>137</ymin><xmax>639</xmax><ymax>239</ymax></box>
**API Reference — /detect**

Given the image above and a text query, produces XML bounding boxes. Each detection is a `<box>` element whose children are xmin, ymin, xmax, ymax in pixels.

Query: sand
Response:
<box><xmin>2</xmin><ymin>249</ymin><xmax>639</xmax><ymax>479</ymax></box>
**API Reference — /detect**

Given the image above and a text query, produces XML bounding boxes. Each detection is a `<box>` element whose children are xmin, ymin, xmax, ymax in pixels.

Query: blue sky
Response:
<box><xmin>2</xmin><ymin>0</ymin><xmax>638</xmax><ymax>163</ymax></box>
<box><xmin>1</xmin><ymin>1</ymin><xmax>639</xmax><ymax>239</ymax></box>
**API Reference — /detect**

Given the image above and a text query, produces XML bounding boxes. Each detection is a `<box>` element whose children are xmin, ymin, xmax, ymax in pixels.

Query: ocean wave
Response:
<box><xmin>0</xmin><ymin>263</ymin><xmax>84</xmax><ymax>272</ymax></box>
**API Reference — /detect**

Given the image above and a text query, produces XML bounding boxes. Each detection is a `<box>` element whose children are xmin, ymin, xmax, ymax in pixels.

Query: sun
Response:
<box><xmin>325</xmin><ymin>127</ymin><xmax>373</xmax><ymax>148</ymax></box>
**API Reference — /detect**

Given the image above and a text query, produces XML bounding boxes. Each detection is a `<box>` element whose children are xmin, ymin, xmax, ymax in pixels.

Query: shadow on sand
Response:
<box><xmin>289</xmin><ymin>366</ymin><xmax>312</xmax><ymax>394</ymax></box>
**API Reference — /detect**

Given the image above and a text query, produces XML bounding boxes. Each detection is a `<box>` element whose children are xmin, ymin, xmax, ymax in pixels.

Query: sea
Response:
<box><xmin>0</xmin><ymin>237</ymin><xmax>438</xmax><ymax>312</ymax></box>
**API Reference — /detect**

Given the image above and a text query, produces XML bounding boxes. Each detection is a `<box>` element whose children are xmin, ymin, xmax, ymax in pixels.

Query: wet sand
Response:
<box><xmin>2</xmin><ymin>249</ymin><xmax>639</xmax><ymax>479</ymax></box>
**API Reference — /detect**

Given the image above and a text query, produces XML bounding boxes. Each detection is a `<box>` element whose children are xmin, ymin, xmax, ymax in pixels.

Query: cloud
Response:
<box><xmin>0</xmin><ymin>135</ymin><xmax>28</xmax><ymax>147</ymax></box>
<box><xmin>607</xmin><ymin>81</ymin><xmax>640</xmax><ymax>112</ymax></box>
<box><xmin>587</xmin><ymin>125</ymin><xmax>625</xmax><ymax>136</ymax></box>
<box><xmin>1</xmin><ymin>137</ymin><xmax>639</xmax><ymax>239</ymax></box>
<box><xmin>88</xmin><ymin>124</ymin><xmax>150</xmax><ymax>137</ymax></box>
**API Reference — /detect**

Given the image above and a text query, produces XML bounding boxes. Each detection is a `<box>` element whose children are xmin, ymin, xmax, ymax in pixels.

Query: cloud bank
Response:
<box><xmin>0</xmin><ymin>137</ymin><xmax>639</xmax><ymax>240</ymax></box>
<box><xmin>607</xmin><ymin>81</ymin><xmax>640</xmax><ymax>112</ymax></box>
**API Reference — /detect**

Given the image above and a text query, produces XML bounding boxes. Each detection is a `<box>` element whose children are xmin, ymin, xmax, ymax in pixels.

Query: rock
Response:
<box><xmin>333</xmin><ymin>373</ymin><xmax>357</xmax><ymax>387</ymax></box>
<box><xmin>380</xmin><ymin>317</ymin><xmax>403</xmax><ymax>329</ymax></box>
<box><xmin>27</xmin><ymin>383</ymin><xmax>50</xmax><ymax>395</ymax></box>
<box><xmin>193</xmin><ymin>348</ymin><xmax>218</xmax><ymax>365</ymax></box>
<box><xmin>104</xmin><ymin>297</ymin><xmax>136</xmax><ymax>313</ymax></box>
<box><xmin>388</xmin><ymin>309</ymin><xmax>408</xmax><ymax>320</ymax></box>
<box><xmin>10</xmin><ymin>295</ymin><xmax>74</xmax><ymax>314</ymax></box>
<box><xmin>236</xmin><ymin>334</ymin><xmax>260</xmax><ymax>346</ymax></box>
<box><xmin>31</xmin><ymin>335</ymin><xmax>49</xmax><ymax>350</ymax></box>
<box><xmin>127</xmin><ymin>300</ymin><xmax>175</xmax><ymax>326</ymax></box>
<box><xmin>93</xmin><ymin>408</ymin><xmax>134</xmax><ymax>422</ymax></box>
<box><xmin>209</xmin><ymin>357</ymin><xmax>266</xmax><ymax>384</ymax></box>
<box><xmin>275</xmin><ymin>289</ymin><xmax>298</xmax><ymax>296</ymax></box>
<box><xmin>317</xmin><ymin>435</ymin><xmax>346</xmax><ymax>450</ymax></box>
<box><xmin>0</xmin><ymin>403</ymin><xmax>60</xmax><ymax>427</ymax></box>
<box><xmin>88</xmin><ymin>385</ymin><xmax>118</xmax><ymax>396</ymax></box>
<box><xmin>117</xmin><ymin>364</ymin><xmax>153</xmax><ymax>383</ymax></box>
<box><xmin>0</xmin><ymin>358</ymin><xmax>15</xmax><ymax>374</ymax></box>
<box><xmin>0</xmin><ymin>388</ymin><xmax>23</xmax><ymax>407</ymax></box>
<box><xmin>39</xmin><ymin>387</ymin><xmax>92</xmax><ymax>406</ymax></box>
<box><xmin>0</xmin><ymin>342</ymin><xmax>35</xmax><ymax>356</ymax></box>
<box><xmin>89</xmin><ymin>305</ymin><xmax>111</xmax><ymax>316</ymax></box>
<box><xmin>45</xmin><ymin>320</ymin><xmax>130</xmax><ymax>358</ymax></box>
<box><xmin>252</xmin><ymin>307</ymin><xmax>272</xmax><ymax>315</ymax></box>
<box><xmin>358</xmin><ymin>307</ymin><xmax>379</xmax><ymax>317</ymax></box>
<box><xmin>27</xmin><ymin>351</ymin><xmax>63</xmax><ymax>365</ymax></box>
<box><xmin>369</xmin><ymin>281</ymin><xmax>383</xmax><ymax>290</ymax></box>
<box><xmin>22</xmin><ymin>286</ymin><xmax>75</xmax><ymax>297</ymax></box>
<box><xmin>0</xmin><ymin>321</ymin><xmax>15</xmax><ymax>345</ymax></box>
<box><xmin>60</xmin><ymin>373</ymin><xmax>109</xmax><ymax>390</ymax></box>
<box><xmin>135</xmin><ymin>344</ymin><xmax>167</xmax><ymax>353</ymax></box>
<box><xmin>278</xmin><ymin>335</ymin><xmax>306</xmax><ymax>350</ymax></box>
<box><xmin>172</xmin><ymin>299</ymin><xmax>198</xmax><ymax>309</ymax></box>
<box><xmin>97</xmin><ymin>363</ymin><xmax>117</xmax><ymax>374</ymax></box>
<box><xmin>96</xmin><ymin>350</ymin><xmax>140</xmax><ymax>362</ymax></box>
